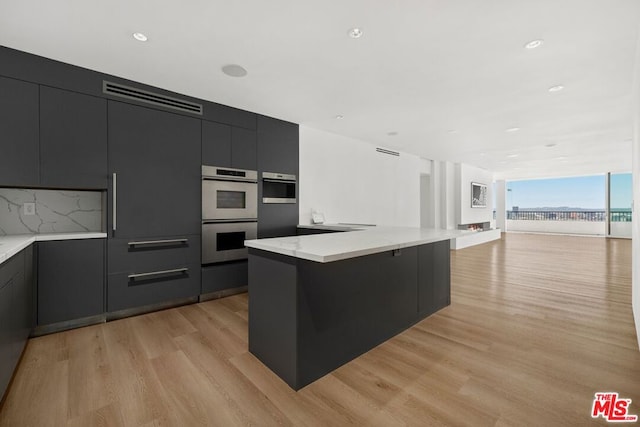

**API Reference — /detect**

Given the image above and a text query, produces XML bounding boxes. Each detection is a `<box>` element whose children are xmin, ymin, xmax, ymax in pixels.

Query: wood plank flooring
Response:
<box><xmin>1</xmin><ymin>233</ymin><xmax>638</xmax><ymax>426</ymax></box>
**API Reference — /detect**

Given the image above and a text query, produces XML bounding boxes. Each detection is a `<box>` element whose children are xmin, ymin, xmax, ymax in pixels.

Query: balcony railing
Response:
<box><xmin>504</xmin><ymin>210</ymin><xmax>632</xmax><ymax>222</ymax></box>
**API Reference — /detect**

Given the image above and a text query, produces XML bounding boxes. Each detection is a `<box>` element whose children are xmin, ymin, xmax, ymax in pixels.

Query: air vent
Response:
<box><xmin>103</xmin><ymin>81</ymin><xmax>203</xmax><ymax>115</ymax></box>
<box><xmin>376</xmin><ymin>147</ymin><xmax>400</xmax><ymax>157</ymax></box>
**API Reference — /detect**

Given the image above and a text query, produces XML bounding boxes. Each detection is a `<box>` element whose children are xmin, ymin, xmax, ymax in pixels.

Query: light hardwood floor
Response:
<box><xmin>0</xmin><ymin>233</ymin><xmax>638</xmax><ymax>426</ymax></box>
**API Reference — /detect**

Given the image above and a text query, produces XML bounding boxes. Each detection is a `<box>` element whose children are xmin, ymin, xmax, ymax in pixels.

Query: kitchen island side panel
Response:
<box><xmin>248</xmin><ymin>250</ymin><xmax>298</xmax><ymax>388</ymax></box>
<box><xmin>296</xmin><ymin>248</ymin><xmax>418</xmax><ymax>389</ymax></box>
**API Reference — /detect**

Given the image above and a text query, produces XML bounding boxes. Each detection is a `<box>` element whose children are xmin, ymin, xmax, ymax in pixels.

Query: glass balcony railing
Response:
<box><xmin>502</xmin><ymin>210</ymin><xmax>632</xmax><ymax>222</ymax></box>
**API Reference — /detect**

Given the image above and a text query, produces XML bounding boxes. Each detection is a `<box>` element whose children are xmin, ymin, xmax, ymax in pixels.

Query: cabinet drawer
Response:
<box><xmin>108</xmin><ymin>235</ymin><xmax>200</xmax><ymax>274</ymax></box>
<box><xmin>107</xmin><ymin>262</ymin><xmax>200</xmax><ymax>312</ymax></box>
<box><xmin>202</xmin><ymin>260</ymin><xmax>248</xmax><ymax>294</ymax></box>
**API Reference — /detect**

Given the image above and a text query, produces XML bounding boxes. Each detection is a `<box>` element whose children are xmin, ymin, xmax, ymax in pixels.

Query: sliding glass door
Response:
<box><xmin>608</xmin><ymin>172</ymin><xmax>632</xmax><ymax>238</ymax></box>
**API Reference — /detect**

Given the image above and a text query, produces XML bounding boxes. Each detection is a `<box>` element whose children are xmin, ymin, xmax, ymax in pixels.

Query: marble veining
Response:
<box><xmin>0</xmin><ymin>189</ymin><xmax>103</xmax><ymax>235</ymax></box>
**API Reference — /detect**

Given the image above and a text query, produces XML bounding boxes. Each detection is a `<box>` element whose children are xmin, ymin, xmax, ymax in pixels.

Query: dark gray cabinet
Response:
<box><xmin>257</xmin><ymin>115</ymin><xmax>298</xmax><ymax>175</ymax></box>
<box><xmin>201</xmin><ymin>261</ymin><xmax>248</xmax><ymax>294</ymax></box>
<box><xmin>418</xmin><ymin>240</ymin><xmax>451</xmax><ymax>316</ymax></box>
<box><xmin>40</xmin><ymin>86</ymin><xmax>107</xmax><ymax>188</ymax></box>
<box><xmin>202</xmin><ymin>120</ymin><xmax>257</xmax><ymax>170</ymax></box>
<box><xmin>107</xmin><ymin>236</ymin><xmax>200</xmax><ymax>312</ymax></box>
<box><xmin>0</xmin><ymin>247</ymin><xmax>33</xmax><ymax>402</ymax></box>
<box><xmin>37</xmin><ymin>239</ymin><xmax>105</xmax><ymax>325</ymax></box>
<box><xmin>257</xmin><ymin>116</ymin><xmax>299</xmax><ymax>238</ymax></box>
<box><xmin>0</xmin><ymin>76</ymin><xmax>39</xmax><ymax>187</ymax></box>
<box><xmin>108</xmin><ymin>101</ymin><xmax>201</xmax><ymax>238</ymax></box>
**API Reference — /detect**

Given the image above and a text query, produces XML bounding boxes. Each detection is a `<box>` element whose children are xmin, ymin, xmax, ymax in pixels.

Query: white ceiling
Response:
<box><xmin>1</xmin><ymin>0</ymin><xmax>638</xmax><ymax>180</ymax></box>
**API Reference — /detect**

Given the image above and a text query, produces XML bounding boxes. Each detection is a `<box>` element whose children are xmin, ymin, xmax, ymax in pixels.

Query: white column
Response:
<box><xmin>495</xmin><ymin>180</ymin><xmax>507</xmax><ymax>232</ymax></box>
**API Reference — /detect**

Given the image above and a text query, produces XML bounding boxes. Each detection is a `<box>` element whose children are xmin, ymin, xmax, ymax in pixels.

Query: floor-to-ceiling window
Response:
<box><xmin>608</xmin><ymin>172</ymin><xmax>632</xmax><ymax>238</ymax></box>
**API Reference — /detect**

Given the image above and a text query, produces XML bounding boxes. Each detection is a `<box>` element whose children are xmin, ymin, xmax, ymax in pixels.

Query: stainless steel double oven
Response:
<box><xmin>201</xmin><ymin>165</ymin><xmax>257</xmax><ymax>264</ymax></box>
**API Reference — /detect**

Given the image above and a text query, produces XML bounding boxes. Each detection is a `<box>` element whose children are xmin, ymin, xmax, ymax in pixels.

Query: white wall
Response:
<box><xmin>457</xmin><ymin>164</ymin><xmax>494</xmax><ymax>226</ymax></box>
<box><xmin>299</xmin><ymin>126</ymin><xmax>430</xmax><ymax>226</ymax></box>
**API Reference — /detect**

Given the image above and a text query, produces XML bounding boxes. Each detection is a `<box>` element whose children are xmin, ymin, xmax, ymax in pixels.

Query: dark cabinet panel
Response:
<box><xmin>37</xmin><ymin>240</ymin><xmax>105</xmax><ymax>325</ymax></box>
<box><xmin>0</xmin><ymin>249</ymin><xmax>29</xmax><ymax>402</ymax></box>
<box><xmin>107</xmin><ymin>235</ymin><xmax>200</xmax><ymax>275</ymax></box>
<box><xmin>108</xmin><ymin>101</ymin><xmax>201</xmax><ymax>238</ymax></box>
<box><xmin>232</xmin><ymin>127</ymin><xmax>257</xmax><ymax>170</ymax></box>
<box><xmin>201</xmin><ymin>260</ymin><xmax>248</xmax><ymax>294</ymax></box>
<box><xmin>40</xmin><ymin>86</ymin><xmax>108</xmax><ymax>188</ymax></box>
<box><xmin>257</xmin><ymin>115</ymin><xmax>299</xmax><ymax>175</ymax></box>
<box><xmin>258</xmin><ymin>204</ymin><xmax>298</xmax><ymax>238</ymax></box>
<box><xmin>202</xmin><ymin>120</ymin><xmax>231</xmax><ymax>167</ymax></box>
<box><xmin>107</xmin><ymin>263</ymin><xmax>200</xmax><ymax>312</ymax></box>
<box><xmin>418</xmin><ymin>240</ymin><xmax>451</xmax><ymax>317</ymax></box>
<box><xmin>0</xmin><ymin>76</ymin><xmax>39</xmax><ymax>186</ymax></box>
<box><xmin>202</xmin><ymin>122</ymin><xmax>257</xmax><ymax>171</ymax></box>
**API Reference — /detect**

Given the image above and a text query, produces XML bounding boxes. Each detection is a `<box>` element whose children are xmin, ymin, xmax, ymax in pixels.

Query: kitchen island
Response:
<box><xmin>244</xmin><ymin>225</ymin><xmax>467</xmax><ymax>390</ymax></box>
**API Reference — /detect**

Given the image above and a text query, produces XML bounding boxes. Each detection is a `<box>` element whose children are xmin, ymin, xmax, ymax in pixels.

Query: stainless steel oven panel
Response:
<box><xmin>202</xmin><ymin>179</ymin><xmax>258</xmax><ymax>220</ymax></box>
<box><xmin>262</xmin><ymin>171</ymin><xmax>297</xmax><ymax>204</ymax></box>
<box><xmin>202</xmin><ymin>221</ymin><xmax>257</xmax><ymax>264</ymax></box>
<box><xmin>202</xmin><ymin>165</ymin><xmax>257</xmax><ymax>182</ymax></box>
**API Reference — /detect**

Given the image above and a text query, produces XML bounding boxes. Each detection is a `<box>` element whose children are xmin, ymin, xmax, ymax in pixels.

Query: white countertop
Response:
<box><xmin>245</xmin><ymin>225</ymin><xmax>470</xmax><ymax>263</ymax></box>
<box><xmin>0</xmin><ymin>232</ymin><xmax>107</xmax><ymax>266</ymax></box>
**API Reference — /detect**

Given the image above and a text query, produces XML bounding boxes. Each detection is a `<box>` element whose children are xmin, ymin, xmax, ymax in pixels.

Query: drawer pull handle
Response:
<box><xmin>128</xmin><ymin>268</ymin><xmax>188</xmax><ymax>280</ymax></box>
<box><xmin>128</xmin><ymin>239</ymin><xmax>188</xmax><ymax>247</ymax></box>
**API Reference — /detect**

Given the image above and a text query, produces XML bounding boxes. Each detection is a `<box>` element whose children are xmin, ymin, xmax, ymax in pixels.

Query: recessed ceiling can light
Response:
<box><xmin>548</xmin><ymin>85</ymin><xmax>564</xmax><ymax>93</ymax></box>
<box><xmin>524</xmin><ymin>39</ymin><xmax>544</xmax><ymax>49</ymax></box>
<box><xmin>507</xmin><ymin>154</ymin><xmax>519</xmax><ymax>158</ymax></box>
<box><xmin>221</xmin><ymin>64</ymin><xmax>248</xmax><ymax>77</ymax></box>
<box><xmin>348</xmin><ymin>28</ymin><xmax>363</xmax><ymax>39</ymax></box>
<box><xmin>505</xmin><ymin>127</ymin><xmax>520</xmax><ymax>132</ymax></box>
<box><xmin>132</xmin><ymin>32</ymin><xmax>148</xmax><ymax>42</ymax></box>
<box><xmin>335</xmin><ymin>115</ymin><xmax>344</xmax><ymax>120</ymax></box>
<box><xmin>545</xmin><ymin>143</ymin><xmax>557</xmax><ymax>147</ymax></box>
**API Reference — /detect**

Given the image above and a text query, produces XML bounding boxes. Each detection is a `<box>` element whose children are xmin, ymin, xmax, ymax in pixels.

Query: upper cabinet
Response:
<box><xmin>257</xmin><ymin>115</ymin><xmax>299</xmax><ymax>175</ymax></box>
<box><xmin>40</xmin><ymin>86</ymin><xmax>108</xmax><ymax>189</ymax></box>
<box><xmin>0</xmin><ymin>76</ymin><xmax>39</xmax><ymax>187</ymax></box>
<box><xmin>108</xmin><ymin>101</ymin><xmax>201</xmax><ymax>238</ymax></box>
<box><xmin>202</xmin><ymin>120</ymin><xmax>257</xmax><ymax>170</ymax></box>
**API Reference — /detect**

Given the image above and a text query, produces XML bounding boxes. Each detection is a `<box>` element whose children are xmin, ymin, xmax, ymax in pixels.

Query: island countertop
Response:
<box><xmin>244</xmin><ymin>225</ymin><xmax>470</xmax><ymax>263</ymax></box>
<box><xmin>0</xmin><ymin>232</ymin><xmax>107</xmax><ymax>266</ymax></box>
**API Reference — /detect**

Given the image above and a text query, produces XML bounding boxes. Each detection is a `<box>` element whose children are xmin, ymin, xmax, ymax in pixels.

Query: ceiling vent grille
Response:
<box><xmin>376</xmin><ymin>147</ymin><xmax>400</xmax><ymax>157</ymax></box>
<box><xmin>103</xmin><ymin>81</ymin><xmax>203</xmax><ymax>115</ymax></box>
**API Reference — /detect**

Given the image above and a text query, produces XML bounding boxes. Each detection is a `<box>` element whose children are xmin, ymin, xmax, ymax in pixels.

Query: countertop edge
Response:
<box><xmin>245</xmin><ymin>231</ymin><xmax>461</xmax><ymax>263</ymax></box>
<box><xmin>0</xmin><ymin>232</ymin><xmax>107</xmax><ymax>266</ymax></box>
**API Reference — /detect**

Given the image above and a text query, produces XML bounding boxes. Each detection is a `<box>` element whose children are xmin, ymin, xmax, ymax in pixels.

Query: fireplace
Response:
<box><xmin>458</xmin><ymin>221</ymin><xmax>491</xmax><ymax>232</ymax></box>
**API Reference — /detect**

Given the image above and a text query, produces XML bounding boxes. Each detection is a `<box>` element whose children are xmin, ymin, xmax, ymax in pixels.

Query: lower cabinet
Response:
<box><xmin>418</xmin><ymin>240</ymin><xmax>451</xmax><ymax>317</ymax></box>
<box><xmin>107</xmin><ymin>235</ymin><xmax>201</xmax><ymax>313</ymax></box>
<box><xmin>0</xmin><ymin>247</ymin><xmax>34</xmax><ymax>402</ymax></box>
<box><xmin>37</xmin><ymin>239</ymin><xmax>105</xmax><ymax>325</ymax></box>
<box><xmin>201</xmin><ymin>260</ymin><xmax>248</xmax><ymax>294</ymax></box>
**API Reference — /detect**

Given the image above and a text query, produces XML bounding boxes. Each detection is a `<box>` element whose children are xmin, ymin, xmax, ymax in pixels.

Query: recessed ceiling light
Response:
<box><xmin>348</xmin><ymin>28</ymin><xmax>364</xmax><ymax>38</ymax></box>
<box><xmin>132</xmin><ymin>32</ymin><xmax>148</xmax><ymax>42</ymax></box>
<box><xmin>335</xmin><ymin>115</ymin><xmax>344</xmax><ymax>120</ymax></box>
<box><xmin>387</xmin><ymin>131</ymin><xmax>398</xmax><ymax>136</ymax></box>
<box><xmin>548</xmin><ymin>85</ymin><xmax>564</xmax><ymax>93</ymax></box>
<box><xmin>221</xmin><ymin>64</ymin><xmax>248</xmax><ymax>77</ymax></box>
<box><xmin>505</xmin><ymin>127</ymin><xmax>520</xmax><ymax>133</ymax></box>
<box><xmin>507</xmin><ymin>154</ymin><xmax>519</xmax><ymax>158</ymax></box>
<box><xmin>524</xmin><ymin>39</ymin><xmax>544</xmax><ymax>49</ymax></box>
<box><xmin>545</xmin><ymin>143</ymin><xmax>557</xmax><ymax>147</ymax></box>
<box><xmin>479</xmin><ymin>152</ymin><xmax>486</xmax><ymax>156</ymax></box>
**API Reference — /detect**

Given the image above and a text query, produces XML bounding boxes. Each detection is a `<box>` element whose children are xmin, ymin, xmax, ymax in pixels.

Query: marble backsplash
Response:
<box><xmin>0</xmin><ymin>189</ymin><xmax>103</xmax><ymax>235</ymax></box>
